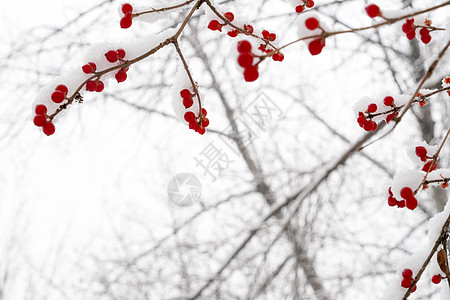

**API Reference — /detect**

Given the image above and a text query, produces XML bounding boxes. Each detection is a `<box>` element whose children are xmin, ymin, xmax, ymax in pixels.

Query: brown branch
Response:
<box><xmin>402</xmin><ymin>211</ymin><xmax>450</xmax><ymax>299</ymax></box>
<box><xmin>278</xmin><ymin>1</ymin><xmax>450</xmax><ymax>51</ymax></box>
<box><xmin>134</xmin><ymin>0</ymin><xmax>196</xmax><ymax>17</ymax></box>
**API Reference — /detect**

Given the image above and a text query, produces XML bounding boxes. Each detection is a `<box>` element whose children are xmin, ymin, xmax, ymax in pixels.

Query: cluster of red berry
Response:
<box><xmin>179</xmin><ymin>88</ymin><xmax>209</xmax><ymax>135</ymax></box>
<box><xmin>400</xmin><ymin>268</ymin><xmax>417</xmax><ymax>292</ymax></box>
<box><xmin>304</xmin><ymin>17</ymin><xmax>325</xmax><ymax>55</ymax></box>
<box><xmin>208</xmin><ymin>12</ymin><xmax>254</xmax><ymax>38</ymax></box>
<box><xmin>236</xmin><ymin>41</ymin><xmax>259</xmax><ymax>82</ymax></box>
<box><xmin>120</xmin><ymin>3</ymin><xmax>134</xmax><ymax>29</ymax></box>
<box><xmin>208</xmin><ymin>12</ymin><xmax>234</xmax><ymax>32</ymax></box>
<box><xmin>416</xmin><ymin>146</ymin><xmax>438</xmax><ymax>173</ymax></box>
<box><xmin>295</xmin><ymin>0</ymin><xmax>315</xmax><ymax>13</ymax></box>
<box><xmin>365</xmin><ymin>4</ymin><xmax>381</xmax><ymax>18</ymax></box>
<box><xmin>356</xmin><ymin>103</ymin><xmax>378</xmax><ymax>131</ymax></box>
<box><xmin>387</xmin><ymin>187</ymin><xmax>418</xmax><ymax>210</ymax></box>
<box><xmin>33</xmin><ymin>84</ymin><xmax>69</xmax><ymax>135</ymax></box>
<box><xmin>402</xmin><ymin>19</ymin><xmax>433</xmax><ymax>44</ymax></box>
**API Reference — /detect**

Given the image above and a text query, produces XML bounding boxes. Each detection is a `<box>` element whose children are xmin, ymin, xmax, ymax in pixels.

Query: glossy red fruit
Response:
<box><xmin>308</xmin><ymin>39</ymin><xmax>323</xmax><ymax>55</ymax></box>
<box><xmin>224</xmin><ymin>12</ymin><xmax>234</xmax><ymax>22</ymax></box>
<box><xmin>117</xmin><ymin>49</ymin><xmax>126</xmax><ymax>59</ymax></box>
<box><xmin>208</xmin><ymin>20</ymin><xmax>222</xmax><ymax>31</ymax></box>
<box><xmin>422</xmin><ymin>161</ymin><xmax>437</xmax><ymax>172</ymax></box>
<box><xmin>202</xmin><ymin>118</ymin><xmax>209</xmax><ymax>127</ymax></box>
<box><xmin>365</xmin><ymin>4</ymin><xmax>380</xmax><ymax>18</ymax></box>
<box><xmin>184</xmin><ymin>112</ymin><xmax>196</xmax><ymax>123</ymax></box>
<box><xmin>183</xmin><ymin>98</ymin><xmax>194</xmax><ymax>108</ymax></box>
<box><xmin>406</xmin><ymin>31</ymin><xmax>416</xmax><ymax>40</ymax></box>
<box><xmin>86</xmin><ymin>80</ymin><xmax>97</xmax><ymax>92</ymax></box>
<box><xmin>406</xmin><ymin>197</ymin><xmax>418</xmax><ymax>210</ymax></box>
<box><xmin>82</xmin><ymin>64</ymin><xmax>94</xmax><ymax>74</ymax></box>
<box><xmin>95</xmin><ymin>81</ymin><xmax>104</xmax><ymax>92</ymax></box>
<box><xmin>384</xmin><ymin>96</ymin><xmax>394</xmax><ymax>106</ymax></box>
<box><xmin>243</xmin><ymin>66</ymin><xmax>259</xmax><ymax>82</ymax></box>
<box><xmin>201</xmin><ymin>108</ymin><xmax>207</xmax><ymax>117</ymax></box>
<box><xmin>180</xmin><ymin>89</ymin><xmax>192</xmax><ymax>99</ymax></box>
<box><xmin>115</xmin><ymin>71</ymin><xmax>127</xmax><ymax>83</ymax></box>
<box><xmin>35</xmin><ymin>104</ymin><xmax>47</xmax><ymax>115</ymax></box>
<box><xmin>55</xmin><ymin>84</ymin><xmax>68</xmax><ymax>94</ymax></box>
<box><xmin>305</xmin><ymin>17</ymin><xmax>319</xmax><ymax>30</ymax></box>
<box><xmin>120</xmin><ymin>14</ymin><xmax>133</xmax><ymax>29</ymax></box>
<box><xmin>415</xmin><ymin>146</ymin><xmax>427</xmax><ymax>158</ymax></box>
<box><xmin>401</xmin><ymin>278</ymin><xmax>412</xmax><ymax>288</ymax></box>
<box><xmin>237</xmin><ymin>40</ymin><xmax>252</xmax><ymax>53</ymax></box>
<box><xmin>237</xmin><ymin>53</ymin><xmax>254</xmax><ymax>68</ymax></box>
<box><xmin>402</xmin><ymin>269</ymin><xmax>413</xmax><ymax>279</ymax></box>
<box><xmin>421</xmin><ymin>34</ymin><xmax>431</xmax><ymax>44</ymax></box>
<box><xmin>43</xmin><ymin>122</ymin><xmax>56</xmax><ymax>136</ymax></box>
<box><xmin>305</xmin><ymin>0</ymin><xmax>314</xmax><ymax>8</ymax></box>
<box><xmin>367</xmin><ymin>103</ymin><xmax>377</xmax><ymax>113</ymax></box>
<box><xmin>51</xmin><ymin>91</ymin><xmax>65</xmax><ymax>103</ymax></box>
<box><xmin>33</xmin><ymin>115</ymin><xmax>47</xmax><ymax>127</ymax></box>
<box><xmin>400</xmin><ymin>187</ymin><xmax>414</xmax><ymax>199</ymax></box>
<box><xmin>295</xmin><ymin>5</ymin><xmax>304</xmax><ymax>13</ymax></box>
<box><xmin>402</xmin><ymin>22</ymin><xmax>414</xmax><ymax>33</ymax></box>
<box><xmin>105</xmin><ymin>50</ymin><xmax>119</xmax><ymax>63</ymax></box>
<box><xmin>122</xmin><ymin>3</ymin><xmax>133</xmax><ymax>14</ymax></box>
<box><xmin>432</xmin><ymin>275</ymin><xmax>441</xmax><ymax>284</ymax></box>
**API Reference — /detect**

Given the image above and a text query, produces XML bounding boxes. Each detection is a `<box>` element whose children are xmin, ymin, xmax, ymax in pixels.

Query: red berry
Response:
<box><xmin>272</xmin><ymin>52</ymin><xmax>284</xmax><ymax>62</ymax></box>
<box><xmin>367</xmin><ymin>103</ymin><xmax>377</xmax><ymax>113</ymax></box>
<box><xmin>43</xmin><ymin>122</ymin><xmax>56</xmax><ymax>136</ymax></box>
<box><xmin>197</xmin><ymin>126</ymin><xmax>206</xmax><ymax>135</ymax></box>
<box><xmin>402</xmin><ymin>22</ymin><xmax>414</xmax><ymax>33</ymax></box>
<box><xmin>105</xmin><ymin>50</ymin><xmax>119</xmax><ymax>63</ymax></box>
<box><xmin>308</xmin><ymin>39</ymin><xmax>323</xmax><ymax>55</ymax></box>
<box><xmin>295</xmin><ymin>5</ymin><xmax>304</xmax><ymax>13</ymax></box>
<box><xmin>228</xmin><ymin>30</ymin><xmax>239</xmax><ymax>37</ymax></box>
<box><xmin>237</xmin><ymin>40</ymin><xmax>252</xmax><ymax>53</ymax></box>
<box><xmin>120</xmin><ymin>14</ymin><xmax>133</xmax><ymax>29</ymax></box>
<box><xmin>180</xmin><ymin>89</ymin><xmax>192</xmax><ymax>99</ymax></box>
<box><xmin>365</xmin><ymin>4</ymin><xmax>380</xmax><ymax>18</ymax></box>
<box><xmin>35</xmin><ymin>104</ymin><xmax>47</xmax><ymax>115</ymax></box>
<box><xmin>183</xmin><ymin>98</ymin><xmax>194</xmax><ymax>108</ymax></box>
<box><xmin>357</xmin><ymin>115</ymin><xmax>366</xmax><ymax>125</ymax></box>
<box><xmin>243</xmin><ymin>66</ymin><xmax>259</xmax><ymax>82</ymax></box>
<box><xmin>363</xmin><ymin>120</ymin><xmax>375</xmax><ymax>131</ymax></box>
<box><xmin>415</xmin><ymin>146</ymin><xmax>427</xmax><ymax>158</ymax></box>
<box><xmin>117</xmin><ymin>49</ymin><xmax>126</xmax><ymax>59</ymax></box>
<box><xmin>122</xmin><ymin>3</ymin><xmax>133</xmax><ymax>14</ymax></box>
<box><xmin>422</xmin><ymin>161</ymin><xmax>437</xmax><ymax>172</ymax></box>
<box><xmin>95</xmin><ymin>81</ymin><xmax>104</xmax><ymax>92</ymax></box>
<box><xmin>400</xmin><ymin>187</ymin><xmax>414</xmax><ymax>199</ymax></box>
<box><xmin>55</xmin><ymin>84</ymin><xmax>68</xmax><ymax>94</ymax></box>
<box><xmin>244</xmin><ymin>24</ymin><xmax>254</xmax><ymax>34</ymax></box>
<box><xmin>406</xmin><ymin>197</ymin><xmax>418</xmax><ymax>210</ymax></box>
<box><xmin>406</xmin><ymin>31</ymin><xmax>416</xmax><ymax>40</ymax></box>
<box><xmin>202</xmin><ymin>118</ymin><xmax>210</xmax><ymax>127</ymax></box>
<box><xmin>86</xmin><ymin>80</ymin><xmax>97</xmax><ymax>92</ymax></box>
<box><xmin>237</xmin><ymin>53</ymin><xmax>254</xmax><ymax>68</ymax></box>
<box><xmin>397</xmin><ymin>200</ymin><xmax>406</xmax><ymax>208</ymax></box>
<box><xmin>388</xmin><ymin>196</ymin><xmax>397</xmax><ymax>206</ymax></box>
<box><xmin>401</xmin><ymin>278</ymin><xmax>412</xmax><ymax>288</ymax></box>
<box><xmin>184</xmin><ymin>112</ymin><xmax>196</xmax><ymax>123</ymax></box>
<box><xmin>51</xmin><ymin>90</ymin><xmax>65</xmax><ymax>103</ymax></box>
<box><xmin>402</xmin><ymin>269</ymin><xmax>413</xmax><ymax>279</ymax></box>
<box><xmin>115</xmin><ymin>70</ymin><xmax>127</xmax><ymax>83</ymax></box>
<box><xmin>201</xmin><ymin>108</ymin><xmax>207</xmax><ymax>117</ymax></box>
<box><xmin>224</xmin><ymin>12</ymin><xmax>234</xmax><ymax>22</ymax></box>
<box><xmin>419</xmin><ymin>28</ymin><xmax>430</xmax><ymax>37</ymax></box>
<box><xmin>82</xmin><ymin>64</ymin><xmax>93</xmax><ymax>74</ymax></box>
<box><xmin>411</xmin><ymin>285</ymin><xmax>417</xmax><ymax>293</ymax></box>
<box><xmin>384</xmin><ymin>96</ymin><xmax>394</xmax><ymax>106</ymax></box>
<box><xmin>305</xmin><ymin>0</ymin><xmax>314</xmax><ymax>8</ymax></box>
<box><xmin>33</xmin><ymin>115</ymin><xmax>47</xmax><ymax>127</ymax></box>
<box><xmin>208</xmin><ymin>20</ymin><xmax>222</xmax><ymax>31</ymax></box>
<box><xmin>305</xmin><ymin>17</ymin><xmax>319</xmax><ymax>30</ymax></box>
<box><xmin>421</xmin><ymin>34</ymin><xmax>431</xmax><ymax>44</ymax></box>
<box><xmin>432</xmin><ymin>275</ymin><xmax>441</xmax><ymax>284</ymax></box>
